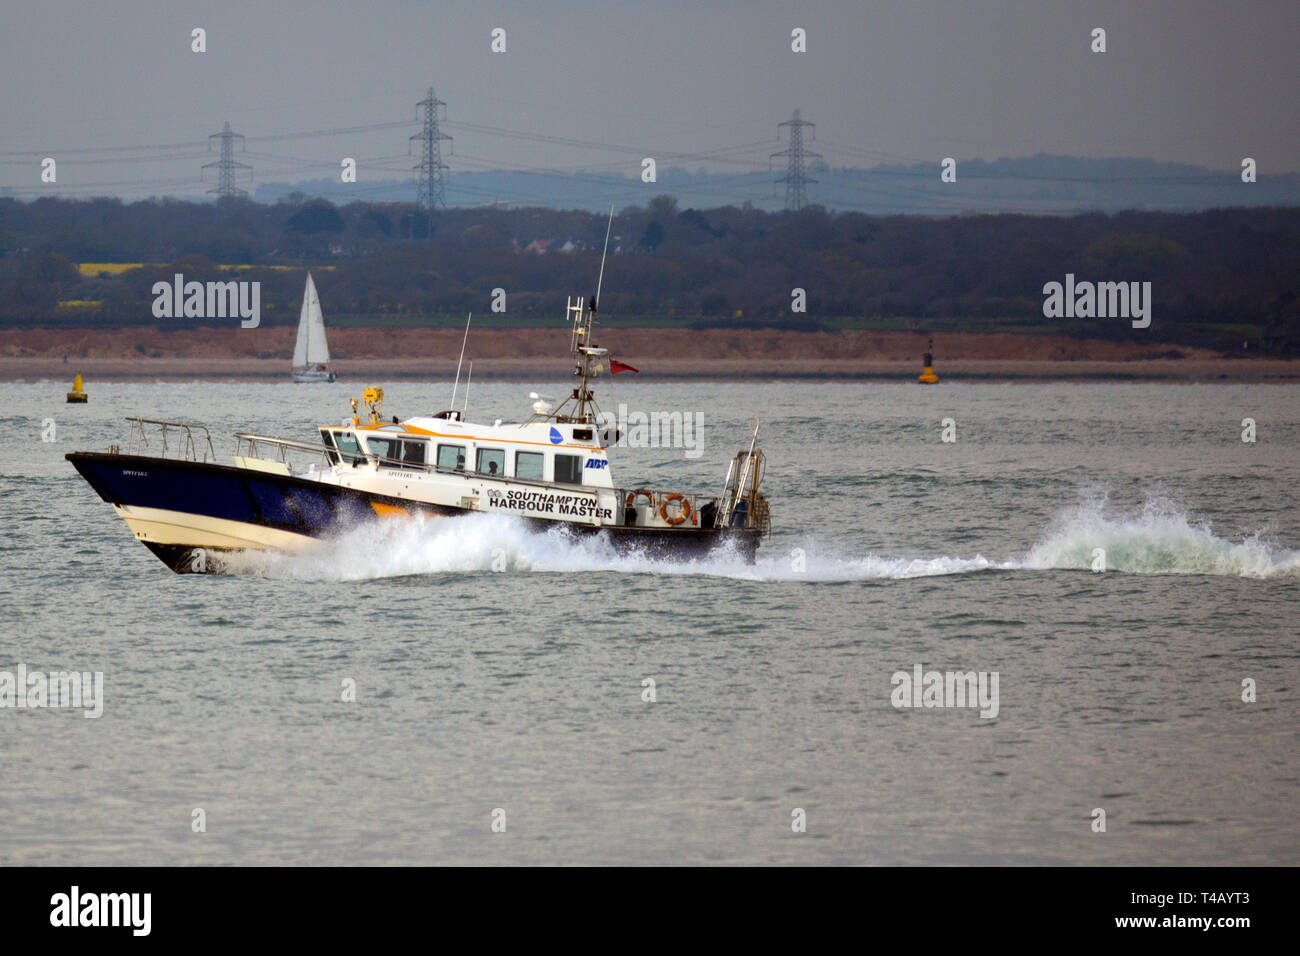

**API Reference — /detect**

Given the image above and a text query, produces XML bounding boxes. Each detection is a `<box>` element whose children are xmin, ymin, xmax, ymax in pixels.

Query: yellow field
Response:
<box><xmin>77</xmin><ymin>263</ymin><xmax>332</xmax><ymax>276</ymax></box>
<box><xmin>219</xmin><ymin>264</ymin><xmax>317</xmax><ymax>272</ymax></box>
<box><xmin>56</xmin><ymin>300</ymin><xmax>103</xmax><ymax>309</ymax></box>
<box><xmin>78</xmin><ymin>263</ymin><xmax>146</xmax><ymax>276</ymax></box>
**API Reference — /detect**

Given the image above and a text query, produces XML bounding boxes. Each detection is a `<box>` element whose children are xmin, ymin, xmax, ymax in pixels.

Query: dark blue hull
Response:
<box><xmin>67</xmin><ymin>452</ymin><xmax>441</xmax><ymax>535</ymax></box>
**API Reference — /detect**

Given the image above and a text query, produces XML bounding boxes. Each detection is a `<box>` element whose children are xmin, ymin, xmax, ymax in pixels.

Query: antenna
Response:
<box><xmin>450</xmin><ymin>312</ymin><xmax>471</xmax><ymax>410</ymax></box>
<box><xmin>463</xmin><ymin>360</ymin><xmax>472</xmax><ymax>413</ymax></box>
<box><xmin>595</xmin><ymin>203</ymin><xmax>614</xmax><ymax>309</ymax></box>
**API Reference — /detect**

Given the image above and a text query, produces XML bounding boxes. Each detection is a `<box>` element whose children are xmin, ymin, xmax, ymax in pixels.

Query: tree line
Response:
<box><xmin>0</xmin><ymin>195</ymin><xmax>1296</xmax><ymax>354</ymax></box>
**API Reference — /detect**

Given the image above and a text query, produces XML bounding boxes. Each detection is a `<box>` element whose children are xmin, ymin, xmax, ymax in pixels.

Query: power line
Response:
<box><xmin>0</xmin><ymin>120</ymin><xmax>416</xmax><ymax>158</ymax></box>
<box><xmin>442</xmin><ymin>119</ymin><xmax>774</xmax><ymax>170</ymax></box>
<box><xmin>245</xmin><ymin>119</ymin><xmax>416</xmax><ymax>144</ymax></box>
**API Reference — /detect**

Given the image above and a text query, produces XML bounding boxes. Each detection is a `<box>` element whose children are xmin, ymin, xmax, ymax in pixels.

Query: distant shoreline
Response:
<box><xmin>4</xmin><ymin>357</ymin><xmax>1296</xmax><ymax>383</ymax></box>
<box><xmin>2</xmin><ymin>327</ymin><xmax>1295</xmax><ymax>382</ymax></box>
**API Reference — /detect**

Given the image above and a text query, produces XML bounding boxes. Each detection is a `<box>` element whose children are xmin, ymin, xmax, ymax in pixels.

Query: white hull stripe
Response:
<box><xmin>113</xmin><ymin>505</ymin><xmax>319</xmax><ymax>552</ymax></box>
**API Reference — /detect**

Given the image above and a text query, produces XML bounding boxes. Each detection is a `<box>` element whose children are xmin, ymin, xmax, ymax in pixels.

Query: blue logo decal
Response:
<box><xmin>584</xmin><ymin>459</ymin><xmax>608</xmax><ymax>469</ymax></box>
<box><xmin>549</xmin><ymin>427</ymin><xmax>563</xmax><ymax>444</ymax></box>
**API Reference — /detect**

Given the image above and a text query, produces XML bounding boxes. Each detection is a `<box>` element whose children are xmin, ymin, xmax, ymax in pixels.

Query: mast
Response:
<box><xmin>595</xmin><ymin>203</ymin><xmax>613</xmax><ymax>310</ymax></box>
<box><xmin>530</xmin><ymin>209</ymin><xmax>615</xmax><ymax>426</ymax></box>
<box><xmin>573</xmin><ymin>297</ymin><xmax>598</xmax><ymax>423</ymax></box>
<box><xmin>449</xmin><ymin>312</ymin><xmax>472</xmax><ymax>411</ymax></box>
<box><xmin>571</xmin><ymin>207</ymin><xmax>616</xmax><ymax>423</ymax></box>
<box><xmin>293</xmin><ymin>273</ymin><xmax>313</xmax><ymax>368</ymax></box>
<box><xmin>306</xmin><ymin>274</ymin><xmax>315</xmax><ymax>361</ymax></box>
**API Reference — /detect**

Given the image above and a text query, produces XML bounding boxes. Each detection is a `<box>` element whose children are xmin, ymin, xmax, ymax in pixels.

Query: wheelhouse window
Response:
<box><xmin>320</xmin><ymin>429</ymin><xmax>338</xmax><ymax>464</ymax></box>
<box><xmin>554</xmin><ymin>453</ymin><xmax>582</xmax><ymax>484</ymax></box>
<box><xmin>328</xmin><ymin>430</ymin><xmax>362</xmax><ymax>465</ymax></box>
<box><xmin>476</xmin><ymin>447</ymin><xmax>504</xmax><ymax>477</ymax></box>
<box><xmin>436</xmin><ymin>443</ymin><xmax>466</xmax><ymax>471</ymax></box>
<box><xmin>365</xmin><ymin>435</ymin><xmax>399</xmax><ymax>463</ymax></box>
<box><xmin>365</xmin><ymin>435</ymin><xmax>424</xmax><ymax>468</ymax></box>
<box><xmin>399</xmin><ymin>439</ymin><xmax>427</xmax><ymax>467</ymax></box>
<box><xmin>515</xmin><ymin>451</ymin><xmax>544</xmax><ymax>481</ymax></box>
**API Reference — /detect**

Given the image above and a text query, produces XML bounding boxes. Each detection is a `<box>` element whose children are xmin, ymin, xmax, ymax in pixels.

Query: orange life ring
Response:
<box><xmin>659</xmin><ymin>493</ymin><xmax>691</xmax><ymax>526</ymax></box>
<box><xmin>626</xmin><ymin>488</ymin><xmax>655</xmax><ymax>512</ymax></box>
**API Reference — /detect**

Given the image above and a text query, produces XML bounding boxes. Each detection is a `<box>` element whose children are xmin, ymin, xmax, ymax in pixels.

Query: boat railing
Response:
<box><xmin>716</xmin><ymin>418</ymin><xmax>767</xmax><ymax>533</ymax></box>
<box><xmin>750</xmin><ymin>493</ymin><xmax>772</xmax><ymax>536</ymax></box>
<box><xmin>122</xmin><ymin>417</ymin><xmax>216</xmax><ymax>463</ymax></box>
<box><xmin>234</xmin><ymin>432</ymin><xmax>333</xmax><ymax>472</ymax></box>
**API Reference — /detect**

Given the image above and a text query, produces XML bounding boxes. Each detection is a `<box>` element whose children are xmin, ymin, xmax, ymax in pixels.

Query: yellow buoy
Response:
<box><xmin>917</xmin><ymin>338</ymin><xmax>939</xmax><ymax>384</ymax></box>
<box><xmin>66</xmin><ymin>372</ymin><xmax>88</xmax><ymax>403</ymax></box>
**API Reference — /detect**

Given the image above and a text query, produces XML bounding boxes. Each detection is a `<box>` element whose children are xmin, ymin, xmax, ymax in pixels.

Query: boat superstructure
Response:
<box><xmin>67</xmin><ymin>295</ymin><xmax>770</xmax><ymax>573</ymax></box>
<box><xmin>292</xmin><ymin>272</ymin><xmax>336</xmax><ymax>383</ymax></box>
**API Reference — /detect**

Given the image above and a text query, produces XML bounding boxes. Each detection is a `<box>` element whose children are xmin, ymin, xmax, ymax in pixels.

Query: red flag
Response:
<box><xmin>609</xmin><ymin>359</ymin><xmax>639</xmax><ymax>374</ymax></box>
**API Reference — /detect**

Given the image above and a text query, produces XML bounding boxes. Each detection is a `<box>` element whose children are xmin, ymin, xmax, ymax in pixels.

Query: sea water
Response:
<box><xmin>0</xmin><ymin>380</ymin><xmax>1296</xmax><ymax>864</ymax></box>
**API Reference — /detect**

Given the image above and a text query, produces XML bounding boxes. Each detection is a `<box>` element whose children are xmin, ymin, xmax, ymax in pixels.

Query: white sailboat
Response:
<box><xmin>291</xmin><ymin>272</ymin><xmax>337</xmax><ymax>383</ymax></box>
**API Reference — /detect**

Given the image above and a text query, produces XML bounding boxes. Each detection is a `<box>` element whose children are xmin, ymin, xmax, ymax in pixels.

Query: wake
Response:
<box><xmin>224</xmin><ymin>496</ymin><xmax>1300</xmax><ymax>582</ymax></box>
<box><xmin>1020</xmin><ymin>495</ymin><xmax>1298</xmax><ymax>578</ymax></box>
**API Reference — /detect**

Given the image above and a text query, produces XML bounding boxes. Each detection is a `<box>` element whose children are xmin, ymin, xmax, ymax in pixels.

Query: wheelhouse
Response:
<box><xmin>317</xmin><ymin>423</ymin><xmax>614</xmax><ymax>489</ymax></box>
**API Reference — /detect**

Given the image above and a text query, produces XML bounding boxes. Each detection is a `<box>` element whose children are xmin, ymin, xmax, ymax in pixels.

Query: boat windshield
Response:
<box><xmin>323</xmin><ymin>429</ymin><xmax>363</xmax><ymax>465</ymax></box>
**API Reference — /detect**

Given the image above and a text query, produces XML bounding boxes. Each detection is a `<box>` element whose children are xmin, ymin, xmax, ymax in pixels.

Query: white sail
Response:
<box><xmin>292</xmin><ymin>272</ymin><xmax>330</xmax><ymax>367</ymax></box>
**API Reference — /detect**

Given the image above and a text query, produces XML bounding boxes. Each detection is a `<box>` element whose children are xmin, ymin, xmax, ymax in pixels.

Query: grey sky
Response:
<box><xmin>2</xmin><ymin>0</ymin><xmax>1297</xmax><ymax>199</ymax></box>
